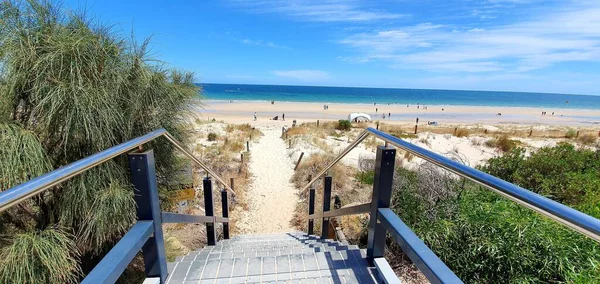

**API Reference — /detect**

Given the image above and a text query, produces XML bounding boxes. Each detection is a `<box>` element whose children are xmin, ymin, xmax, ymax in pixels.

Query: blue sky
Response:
<box><xmin>63</xmin><ymin>0</ymin><xmax>600</xmax><ymax>95</ymax></box>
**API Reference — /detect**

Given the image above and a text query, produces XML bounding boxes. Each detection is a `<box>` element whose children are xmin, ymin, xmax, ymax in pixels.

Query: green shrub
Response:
<box><xmin>384</xmin><ymin>144</ymin><xmax>600</xmax><ymax>283</ymax></box>
<box><xmin>481</xmin><ymin>143</ymin><xmax>600</xmax><ymax>210</ymax></box>
<box><xmin>565</xmin><ymin>129</ymin><xmax>577</xmax><ymax>138</ymax></box>
<box><xmin>355</xmin><ymin>170</ymin><xmax>375</xmax><ymax>185</ymax></box>
<box><xmin>207</xmin><ymin>132</ymin><xmax>217</xmax><ymax>141</ymax></box>
<box><xmin>336</xmin><ymin>120</ymin><xmax>352</xmax><ymax>131</ymax></box>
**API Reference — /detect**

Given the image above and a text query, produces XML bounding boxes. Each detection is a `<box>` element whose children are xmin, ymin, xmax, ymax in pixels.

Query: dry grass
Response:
<box><xmin>418</xmin><ymin>138</ymin><xmax>431</xmax><ymax>147</ymax></box>
<box><xmin>291</xmin><ymin>154</ymin><xmax>371</xmax><ymax>236</ymax></box>
<box><xmin>578</xmin><ymin>134</ymin><xmax>597</xmax><ymax>145</ymax></box>
<box><xmin>485</xmin><ymin>134</ymin><xmax>519</xmax><ymax>152</ymax></box>
<box><xmin>164</xmin><ymin>122</ymin><xmax>259</xmax><ymax>255</ymax></box>
<box><xmin>455</xmin><ymin>128</ymin><xmax>469</xmax><ymax>137</ymax></box>
<box><xmin>285</xmin><ymin>127</ymin><xmax>307</xmax><ymax>137</ymax></box>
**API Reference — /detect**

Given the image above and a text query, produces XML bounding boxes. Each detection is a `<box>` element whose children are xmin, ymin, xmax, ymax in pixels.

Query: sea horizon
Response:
<box><xmin>200</xmin><ymin>83</ymin><xmax>600</xmax><ymax>110</ymax></box>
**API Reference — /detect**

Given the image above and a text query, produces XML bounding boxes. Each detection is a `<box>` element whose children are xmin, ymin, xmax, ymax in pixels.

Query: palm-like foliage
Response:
<box><xmin>0</xmin><ymin>0</ymin><xmax>199</xmax><ymax>281</ymax></box>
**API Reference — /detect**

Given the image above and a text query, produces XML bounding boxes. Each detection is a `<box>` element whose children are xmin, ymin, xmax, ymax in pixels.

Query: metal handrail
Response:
<box><xmin>0</xmin><ymin>128</ymin><xmax>235</xmax><ymax>213</ymax></box>
<box><xmin>301</xmin><ymin>127</ymin><xmax>600</xmax><ymax>242</ymax></box>
<box><xmin>365</xmin><ymin>127</ymin><xmax>600</xmax><ymax>242</ymax></box>
<box><xmin>300</xmin><ymin>129</ymin><xmax>370</xmax><ymax>194</ymax></box>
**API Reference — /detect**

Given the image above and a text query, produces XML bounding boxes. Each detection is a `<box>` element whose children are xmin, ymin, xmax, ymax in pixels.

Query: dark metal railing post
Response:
<box><xmin>321</xmin><ymin>176</ymin><xmax>332</xmax><ymax>239</ymax></box>
<box><xmin>203</xmin><ymin>177</ymin><xmax>217</xmax><ymax>245</ymax></box>
<box><xmin>367</xmin><ymin>146</ymin><xmax>396</xmax><ymax>265</ymax></box>
<box><xmin>221</xmin><ymin>189</ymin><xmax>229</xmax><ymax>239</ymax></box>
<box><xmin>128</xmin><ymin>150</ymin><xmax>168</xmax><ymax>283</ymax></box>
<box><xmin>308</xmin><ymin>186</ymin><xmax>315</xmax><ymax>235</ymax></box>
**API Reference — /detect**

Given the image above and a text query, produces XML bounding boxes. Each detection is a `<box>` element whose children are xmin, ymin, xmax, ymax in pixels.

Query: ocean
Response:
<box><xmin>201</xmin><ymin>83</ymin><xmax>600</xmax><ymax>110</ymax></box>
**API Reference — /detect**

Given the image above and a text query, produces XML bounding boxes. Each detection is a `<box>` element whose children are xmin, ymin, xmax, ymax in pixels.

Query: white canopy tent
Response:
<box><xmin>348</xmin><ymin>112</ymin><xmax>371</xmax><ymax>122</ymax></box>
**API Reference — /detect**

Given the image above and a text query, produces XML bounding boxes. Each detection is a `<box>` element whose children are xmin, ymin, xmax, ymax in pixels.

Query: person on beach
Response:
<box><xmin>282</xmin><ymin>113</ymin><xmax>285</xmax><ymax>121</ymax></box>
<box><xmin>253</xmin><ymin>112</ymin><xmax>257</xmax><ymax>121</ymax></box>
<box><xmin>416</xmin><ymin>117</ymin><xmax>419</xmax><ymax>124</ymax></box>
<box><xmin>376</xmin><ymin>108</ymin><xmax>378</xmax><ymax>113</ymax></box>
<box><xmin>388</xmin><ymin>112</ymin><xmax>391</xmax><ymax>117</ymax></box>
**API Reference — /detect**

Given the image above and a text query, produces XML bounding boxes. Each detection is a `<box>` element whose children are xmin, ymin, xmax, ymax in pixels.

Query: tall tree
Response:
<box><xmin>0</xmin><ymin>0</ymin><xmax>199</xmax><ymax>282</ymax></box>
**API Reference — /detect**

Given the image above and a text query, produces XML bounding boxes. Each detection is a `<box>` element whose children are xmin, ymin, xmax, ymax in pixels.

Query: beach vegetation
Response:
<box><xmin>292</xmin><ymin>153</ymin><xmax>369</xmax><ymax>234</ymax></box>
<box><xmin>480</xmin><ymin>143</ymin><xmax>600</xmax><ymax>212</ymax></box>
<box><xmin>454</xmin><ymin>128</ymin><xmax>469</xmax><ymax>137</ymax></box>
<box><xmin>565</xmin><ymin>129</ymin><xmax>578</xmax><ymax>138</ymax></box>
<box><xmin>336</xmin><ymin>120</ymin><xmax>352</xmax><ymax>131</ymax></box>
<box><xmin>346</xmin><ymin>144</ymin><xmax>600</xmax><ymax>282</ymax></box>
<box><xmin>0</xmin><ymin>0</ymin><xmax>198</xmax><ymax>281</ymax></box>
<box><xmin>485</xmin><ymin>134</ymin><xmax>518</xmax><ymax>152</ymax></box>
<box><xmin>578</xmin><ymin>134</ymin><xmax>597</xmax><ymax>145</ymax></box>
<box><xmin>355</xmin><ymin>170</ymin><xmax>375</xmax><ymax>185</ymax></box>
<box><xmin>207</xmin><ymin>132</ymin><xmax>218</xmax><ymax>141</ymax></box>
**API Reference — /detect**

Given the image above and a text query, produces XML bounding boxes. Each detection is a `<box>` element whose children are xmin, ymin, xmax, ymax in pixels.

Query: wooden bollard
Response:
<box><xmin>376</xmin><ymin>122</ymin><xmax>380</xmax><ymax>130</ymax></box>
<box><xmin>317</xmin><ymin>120</ymin><xmax>320</xmax><ymax>127</ymax></box>
<box><xmin>454</xmin><ymin>127</ymin><xmax>457</xmax><ymax>136</ymax></box>
<box><xmin>294</xmin><ymin>152</ymin><xmax>305</xmax><ymax>171</ymax></box>
<box><xmin>246</xmin><ymin>141</ymin><xmax>250</xmax><ymax>151</ymax></box>
<box><xmin>241</xmin><ymin>153</ymin><xmax>244</xmax><ymax>163</ymax></box>
<box><xmin>414</xmin><ymin>125</ymin><xmax>418</xmax><ymax>134</ymax></box>
<box><xmin>529</xmin><ymin>129</ymin><xmax>533</xmax><ymax>137</ymax></box>
<box><xmin>598</xmin><ymin>130</ymin><xmax>600</xmax><ymax>137</ymax></box>
<box><xmin>576</xmin><ymin>131</ymin><xmax>580</xmax><ymax>138</ymax></box>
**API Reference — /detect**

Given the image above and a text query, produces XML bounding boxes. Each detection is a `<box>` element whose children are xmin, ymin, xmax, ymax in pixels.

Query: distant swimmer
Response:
<box><xmin>254</xmin><ymin>112</ymin><xmax>257</xmax><ymax>121</ymax></box>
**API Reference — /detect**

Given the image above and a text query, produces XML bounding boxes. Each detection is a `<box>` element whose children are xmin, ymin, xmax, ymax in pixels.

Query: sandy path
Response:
<box><xmin>235</xmin><ymin>124</ymin><xmax>298</xmax><ymax>234</ymax></box>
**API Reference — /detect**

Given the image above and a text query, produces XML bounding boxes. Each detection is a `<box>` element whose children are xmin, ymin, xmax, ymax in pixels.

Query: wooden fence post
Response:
<box><xmin>294</xmin><ymin>152</ymin><xmax>305</xmax><ymax>171</ymax></box>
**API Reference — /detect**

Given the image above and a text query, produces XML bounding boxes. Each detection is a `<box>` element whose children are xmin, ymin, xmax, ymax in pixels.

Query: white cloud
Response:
<box><xmin>240</xmin><ymin>38</ymin><xmax>291</xmax><ymax>49</ymax></box>
<box><xmin>231</xmin><ymin>0</ymin><xmax>405</xmax><ymax>22</ymax></box>
<box><xmin>273</xmin><ymin>70</ymin><xmax>330</xmax><ymax>81</ymax></box>
<box><xmin>338</xmin><ymin>3</ymin><xmax>600</xmax><ymax>73</ymax></box>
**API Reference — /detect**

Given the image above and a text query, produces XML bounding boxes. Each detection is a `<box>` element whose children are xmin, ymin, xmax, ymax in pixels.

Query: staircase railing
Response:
<box><xmin>0</xmin><ymin>128</ymin><xmax>234</xmax><ymax>284</ymax></box>
<box><xmin>302</xmin><ymin>127</ymin><xmax>600</xmax><ymax>284</ymax></box>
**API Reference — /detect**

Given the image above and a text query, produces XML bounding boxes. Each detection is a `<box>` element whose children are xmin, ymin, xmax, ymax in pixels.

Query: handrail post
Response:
<box><xmin>128</xmin><ymin>150</ymin><xmax>168</xmax><ymax>283</ymax></box>
<box><xmin>367</xmin><ymin>146</ymin><xmax>396</xmax><ymax>265</ymax></box>
<box><xmin>221</xmin><ymin>188</ymin><xmax>230</xmax><ymax>240</ymax></box>
<box><xmin>308</xmin><ymin>186</ymin><xmax>315</xmax><ymax>235</ymax></box>
<box><xmin>321</xmin><ymin>176</ymin><xmax>332</xmax><ymax>239</ymax></box>
<box><xmin>204</xmin><ymin>177</ymin><xmax>217</xmax><ymax>245</ymax></box>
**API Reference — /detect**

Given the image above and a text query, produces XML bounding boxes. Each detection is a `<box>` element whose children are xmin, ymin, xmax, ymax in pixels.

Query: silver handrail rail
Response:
<box><xmin>300</xmin><ymin>127</ymin><xmax>600</xmax><ymax>242</ymax></box>
<box><xmin>0</xmin><ymin>128</ymin><xmax>235</xmax><ymax>212</ymax></box>
<box><xmin>300</xmin><ymin>129</ymin><xmax>370</xmax><ymax>194</ymax></box>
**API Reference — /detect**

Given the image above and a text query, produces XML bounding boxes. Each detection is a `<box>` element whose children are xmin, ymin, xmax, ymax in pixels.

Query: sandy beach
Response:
<box><xmin>193</xmin><ymin>100</ymin><xmax>600</xmax><ymax>235</ymax></box>
<box><xmin>199</xmin><ymin>100</ymin><xmax>600</xmax><ymax>126</ymax></box>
